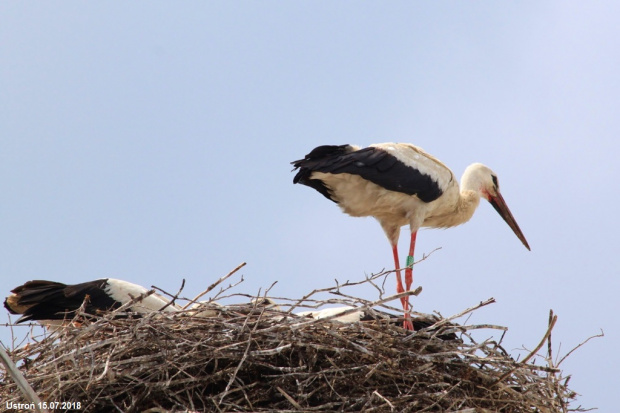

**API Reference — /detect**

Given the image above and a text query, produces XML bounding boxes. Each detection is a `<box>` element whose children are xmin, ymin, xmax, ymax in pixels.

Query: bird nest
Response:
<box><xmin>1</xmin><ymin>268</ymin><xmax>588</xmax><ymax>412</ymax></box>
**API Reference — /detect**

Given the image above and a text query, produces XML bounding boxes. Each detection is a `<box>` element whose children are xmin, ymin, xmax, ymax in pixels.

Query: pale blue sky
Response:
<box><xmin>1</xmin><ymin>2</ymin><xmax>618</xmax><ymax>410</ymax></box>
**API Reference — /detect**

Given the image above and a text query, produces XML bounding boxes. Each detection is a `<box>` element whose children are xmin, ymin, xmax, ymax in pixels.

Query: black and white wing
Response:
<box><xmin>292</xmin><ymin>143</ymin><xmax>452</xmax><ymax>203</ymax></box>
<box><xmin>4</xmin><ymin>278</ymin><xmax>176</xmax><ymax>323</ymax></box>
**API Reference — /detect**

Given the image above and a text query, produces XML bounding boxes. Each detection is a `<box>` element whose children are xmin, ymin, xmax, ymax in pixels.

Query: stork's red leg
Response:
<box><xmin>391</xmin><ymin>245</ymin><xmax>406</xmax><ymax>308</ymax></box>
<box><xmin>392</xmin><ymin>244</ymin><xmax>414</xmax><ymax>331</ymax></box>
<box><xmin>405</xmin><ymin>231</ymin><xmax>418</xmax><ymax>291</ymax></box>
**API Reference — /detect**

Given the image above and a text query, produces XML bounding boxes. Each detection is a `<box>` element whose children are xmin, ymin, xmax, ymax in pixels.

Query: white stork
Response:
<box><xmin>292</xmin><ymin>143</ymin><xmax>530</xmax><ymax>331</ymax></box>
<box><xmin>295</xmin><ymin>305</ymin><xmax>457</xmax><ymax>339</ymax></box>
<box><xmin>4</xmin><ymin>278</ymin><xmax>178</xmax><ymax>328</ymax></box>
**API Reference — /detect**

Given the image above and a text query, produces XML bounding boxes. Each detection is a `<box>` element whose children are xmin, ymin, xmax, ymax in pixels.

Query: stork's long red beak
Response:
<box><xmin>488</xmin><ymin>191</ymin><xmax>530</xmax><ymax>250</ymax></box>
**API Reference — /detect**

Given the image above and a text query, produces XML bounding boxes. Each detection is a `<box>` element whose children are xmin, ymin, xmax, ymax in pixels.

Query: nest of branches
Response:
<box><xmin>1</xmin><ymin>267</ymin><xmax>584</xmax><ymax>412</ymax></box>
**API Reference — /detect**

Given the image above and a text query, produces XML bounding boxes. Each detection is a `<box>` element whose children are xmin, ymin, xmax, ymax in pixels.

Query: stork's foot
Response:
<box><xmin>403</xmin><ymin>313</ymin><xmax>415</xmax><ymax>331</ymax></box>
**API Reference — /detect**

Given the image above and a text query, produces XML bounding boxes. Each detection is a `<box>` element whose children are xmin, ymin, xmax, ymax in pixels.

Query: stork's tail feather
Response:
<box><xmin>4</xmin><ymin>280</ymin><xmax>68</xmax><ymax>315</ymax></box>
<box><xmin>4</xmin><ymin>295</ymin><xmax>21</xmax><ymax>315</ymax></box>
<box><xmin>291</xmin><ymin>144</ymin><xmax>356</xmax><ymax>202</ymax></box>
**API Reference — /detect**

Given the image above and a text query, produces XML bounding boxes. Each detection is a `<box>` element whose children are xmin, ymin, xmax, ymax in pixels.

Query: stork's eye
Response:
<box><xmin>491</xmin><ymin>175</ymin><xmax>499</xmax><ymax>188</ymax></box>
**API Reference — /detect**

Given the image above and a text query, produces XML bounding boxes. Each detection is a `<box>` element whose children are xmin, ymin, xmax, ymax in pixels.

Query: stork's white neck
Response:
<box><xmin>448</xmin><ymin>164</ymin><xmax>489</xmax><ymax>227</ymax></box>
<box><xmin>451</xmin><ymin>190</ymin><xmax>481</xmax><ymax>227</ymax></box>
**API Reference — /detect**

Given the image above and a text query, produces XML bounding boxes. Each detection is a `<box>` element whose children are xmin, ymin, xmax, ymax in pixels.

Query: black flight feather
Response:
<box><xmin>5</xmin><ymin>279</ymin><xmax>120</xmax><ymax>323</ymax></box>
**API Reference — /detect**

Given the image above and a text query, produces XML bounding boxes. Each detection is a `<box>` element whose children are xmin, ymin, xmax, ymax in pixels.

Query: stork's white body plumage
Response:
<box><xmin>292</xmin><ymin>142</ymin><xmax>530</xmax><ymax>330</ymax></box>
<box><xmin>296</xmin><ymin>306</ymin><xmax>364</xmax><ymax>323</ymax></box>
<box><xmin>103</xmin><ymin>278</ymin><xmax>179</xmax><ymax>314</ymax></box>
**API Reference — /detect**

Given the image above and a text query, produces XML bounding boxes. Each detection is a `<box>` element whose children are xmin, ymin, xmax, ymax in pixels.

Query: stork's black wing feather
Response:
<box><xmin>7</xmin><ymin>280</ymin><xmax>69</xmax><ymax>307</ymax></box>
<box><xmin>292</xmin><ymin>145</ymin><xmax>442</xmax><ymax>203</ymax></box>
<box><xmin>6</xmin><ymin>279</ymin><xmax>120</xmax><ymax>323</ymax></box>
<box><xmin>291</xmin><ymin>145</ymin><xmax>357</xmax><ymax>202</ymax></box>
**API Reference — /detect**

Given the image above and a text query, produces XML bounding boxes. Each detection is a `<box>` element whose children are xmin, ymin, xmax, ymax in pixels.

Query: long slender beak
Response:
<box><xmin>488</xmin><ymin>191</ymin><xmax>531</xmax><ymax>250</ymax></box>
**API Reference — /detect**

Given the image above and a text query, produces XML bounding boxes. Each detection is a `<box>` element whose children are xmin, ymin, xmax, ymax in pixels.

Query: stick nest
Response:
<box><xmin>1</xmin><ymin>275</ymin><xmax>583</xmax><ymax>412</ymax></box>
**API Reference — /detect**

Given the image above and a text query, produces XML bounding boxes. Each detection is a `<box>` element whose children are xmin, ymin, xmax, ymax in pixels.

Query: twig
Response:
<box><xmin>114</xmin><ymin>289</ymin><xmax>156</xmax><ymax>313</ymax></box>
<box><xmin>421</xmin><ymin>298</ymin><xmax>496</xmax><ymax>331</ymax></box>
<box><xmin>495</xmin><ymin>312</ymin><xmax>558</xmax><ymax>384</ymax></box>
<box><xmin>286</xmin><ymin>268</ymin><xmax>396</xmax><ymax>313</ymax></box>
<box><xmin>208</xmin><ymin>275</ymin><xmax>246</xmax><ymax>302</ymax></box>
<box><xmin>286</xmin><ymin>288</ymin><xmax>422</xmax><ymax>331</ymax></box>
<box><xmin>276</xmin><ymin>386</ymin><xmax>303</xmax><ymax>409</ymax></box>
<box><xmin>547</xmin><ymin>309</ymin><xmax>554</xmax><ymax>368</ymax></box>
<box><xmin>0</xmin><ymin>346</ymin><xmax>49</xmax><ymax>413</ymax></box>
<box><xmin>372</xmin><ymin>390</ymin><xmax>395</xmax><ymax>411</ymax></box>
<box><xmin>218</xmin><ymin>300</ymin><xmax>260</xmax><ymax>405</ymax></box>
<box><xmin>182</xmin><ymin>262</ymin><xmax>246</xmax><ymax>310</ymax></box>
<box><xmin>380</xmin><ymin>247</ymin><xmax>442</xmax><ymax>292</ymax></box>
<box><xmin>285</xmin><ymin>266</ymin><xmax>428</xmax><ymax>315</ymax></box>
<box><xmin>557</xmin><ymin>329</ymin><xmax>604</xmax><ymax>367</ymax></box>
<box><xmin>522</xmin><ymin>312</ymin><xmax>557</xmax><ymax>365</ymax></box>
<box><xmin>154</xmin><ymin>279</ymin><xmax>185</xmax><ymax>311</ymax></box>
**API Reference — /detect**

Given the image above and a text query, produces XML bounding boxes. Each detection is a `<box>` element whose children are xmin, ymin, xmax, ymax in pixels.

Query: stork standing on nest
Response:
<box><xmin>4</xmin><ymin>278</ymin><xmax>178</xmax><ymax>329</ymax></box>
<box><xmin>292</xmin><ymin>143</ymin><xmax>530</xmax><ymax>330</ymax></box>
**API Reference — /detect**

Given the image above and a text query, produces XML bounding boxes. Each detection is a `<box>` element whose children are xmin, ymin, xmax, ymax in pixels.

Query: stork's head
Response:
<box><xmin>462</xmin><ymin>163</ymin><xmax>530</xmax><ymax>250</ymax></box>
